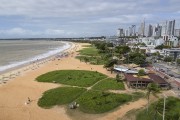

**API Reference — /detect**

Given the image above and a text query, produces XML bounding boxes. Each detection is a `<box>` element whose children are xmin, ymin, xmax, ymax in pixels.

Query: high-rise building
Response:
<box><xmin>131</xmin><ymin>25</ymin><xmax>136</xmax><ymax>36</ymax></box>
<box><xmin>161</xmin><ymin>21</ymin><xmax>168</xmax><ymax>36</ymax></box>
<box><xmin>128</xmin><ymin>25</ymin><xmax>136</xmax><ymax>36</ymax></box>
<box><xmin>139</xmin><ymin>19</ymin><xmax>145</xmax><ymax>36</ymax></box>
<box><xmin>147</xmin><ymin>24</ymin><xmax>153</xmax><ymax>37</ymax></box>
<box><xmin>167</xmin><ymin>20</ymin><xmax>175</xmax><ymax>36</ymax></box>
<box><xmin>129</xmin><ymin>27</ymin><xmax>132</xmax><ymax>36</ymax></box>
<box><xmin>153</xmin><ymin>24</ymin><xmax>161</xmax><ymax>37</ymax></box>
<box><xmin>161</xmin><ymin>20</ymin><xmax>176</xmax><ymax>46</ymax></box>
<box><xmin>161</xmin><ymin>20</ymin><xmax>168</xmax><ymax>40</ymax></box>
<box><xmin>117</xmin><ymin>28</ymin><xmax>124</xmax><ymax>37</ymax></box>
<box><xmin>125</xmin><ymin>29</ymin><xmax>129</xmax><ymax>36</ymax></box>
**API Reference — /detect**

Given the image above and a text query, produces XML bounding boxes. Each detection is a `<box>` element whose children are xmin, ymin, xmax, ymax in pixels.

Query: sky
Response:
<box><xmin>0</xmin><ymin>0</ymin><xmax>180</xmax><ymax>38</ymax></box>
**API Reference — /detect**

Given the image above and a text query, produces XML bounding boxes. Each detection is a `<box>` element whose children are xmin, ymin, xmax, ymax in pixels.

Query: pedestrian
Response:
<box><xmin>28</xmin><ymin>97</ymin><xmax>31</xmax><ymax>103</ymax></box>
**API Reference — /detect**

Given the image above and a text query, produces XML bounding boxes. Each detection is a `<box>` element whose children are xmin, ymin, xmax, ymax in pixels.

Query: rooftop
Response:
<box><xmin>125</xmin><ymin>73</ymin><xmax>168</xmax><ymax>84</ymax></box>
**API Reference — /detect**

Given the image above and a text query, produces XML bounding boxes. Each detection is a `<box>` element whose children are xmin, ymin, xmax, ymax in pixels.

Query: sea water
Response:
<box><xmin>0</xmin><ymin>40</ymin><xmax>70</xmax><ymax>72</ymax></box>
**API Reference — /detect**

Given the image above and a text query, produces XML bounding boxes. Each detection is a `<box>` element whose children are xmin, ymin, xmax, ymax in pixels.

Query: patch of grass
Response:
<box><xmin>92</xmin><ymin>78</ymin><xmax>125</xmax><ymax>91</ymax></box>
<box><xmin>76</xmin><ymin>45</ymin><xmax>109</xmax><ymax>65</ymax></box>
<box><xmin>76</xmin><ymin>56</ymin><xmax>105</xmax><ymax>65</ymax></box>
<box><xmin>77</xmin><ymin>90</ymin><xmax>132</xmax><ymax>114</ymax></box>
<box><xmin>38</xmin><ymin>87</ymin><xmax>86</xmax><ymax>108</ymax></box>
<box><xmin>136</xmin><ymin>96</ymin><xmax>180</xmax><ymax>120</ymax></box>
<box><xmin>82</xmin><ymin>45</ymin><xmax>92</xmax><ymax>47</ymax></box>
<box><xmin>78</xmin><ymin>47</ymin><xmax>99</xmax><ymax>56</ymax></box>
<box><xmin>131</xmin><ymin>92</ymin><xmax>145</xmax><ymax>101</ymax></box>
<box><xmin>36</xmin><ymin>70</ymin><xmax>107</xmax><ymax>87</ymax></box>
<box><xmin>118</xmin><ymin>108</ymin><xmax>142</xmax><ymax>120</ymax></box>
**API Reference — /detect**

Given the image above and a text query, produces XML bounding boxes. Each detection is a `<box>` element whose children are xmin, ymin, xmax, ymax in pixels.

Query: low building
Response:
<box><xmin>114</xmin><ymin>65</ymin><xmax>138</xmax><ymax>74</ymax></box>
<box><xmin>139</xmin><ymin>37</ymin><xmax>165</xmax><ymax>47</ymax></box>
<box><xmin>162</xmin><ymin>48</ymin><xmax>180</xmax><ymax>60</ymax></box>
<box><xmin>124</xmin><ymin>73</ymin><xmax>169</xmax><ymax>89</ymax></box>
<box><xmin>165</xmin><ymin>36</ymin><xmax>179</xmax><ymax>47</ymax></box>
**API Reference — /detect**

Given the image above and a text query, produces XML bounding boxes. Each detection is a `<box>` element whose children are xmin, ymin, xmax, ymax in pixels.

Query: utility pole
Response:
<box><xmin>163</xmin><ymin>94</ymin><xmax>167</xmax><ymax>120</ymax></box>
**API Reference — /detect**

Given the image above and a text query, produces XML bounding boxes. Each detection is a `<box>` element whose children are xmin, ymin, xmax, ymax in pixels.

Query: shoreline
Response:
<box><xmin>0</xmin><ymin>41</ymin><xmax>74</xmax><ymax>84</ymax></box>
<box><xmin>0</xmin><ymin>41</ymin><xmax>70</xmax><ymax>74</ymax></box>
<box><xmin>0</xmin><ymin>42</ymin><xmax>84</xmax><ymax>120</ymax></box>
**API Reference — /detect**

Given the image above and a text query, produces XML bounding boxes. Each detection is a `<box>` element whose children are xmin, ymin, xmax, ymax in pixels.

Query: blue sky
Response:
<box><xmin>0</xmin><ymin>0</ymin><xmax>180</xmax><ymax>38</ymax></box>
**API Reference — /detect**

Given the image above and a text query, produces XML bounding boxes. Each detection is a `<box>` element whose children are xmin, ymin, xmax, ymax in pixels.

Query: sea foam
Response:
<box><xmin>0</xmin><ymin>42</ymin><xmax>71</xmax><ymax>72</ymax></box>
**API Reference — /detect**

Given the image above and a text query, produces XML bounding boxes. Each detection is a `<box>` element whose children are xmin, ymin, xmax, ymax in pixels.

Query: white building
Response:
<box><xmin>166</xmin><ymin>36</ymin><xmax>179</xmax><ymax>47</ymax></box>
<box><xmin>175</xmin><ymin>29</ymin><xmax>180</xmax><ymax>37</ymax></box>
<box><xmin>125</xmin><ymin>29</ymin><xmax>129</xmax><ymax>36</ymax></box>
<box><xmin>139</xmin><ymin>37</ymin><xmax>164</xmax><ymax>47</ymax></box>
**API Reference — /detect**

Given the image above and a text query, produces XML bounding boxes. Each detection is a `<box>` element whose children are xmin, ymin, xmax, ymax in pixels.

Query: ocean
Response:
<box><xmin>0</xmin><ymin>40</ymin><xmax>70</xmax><ymax>72</ymax></box>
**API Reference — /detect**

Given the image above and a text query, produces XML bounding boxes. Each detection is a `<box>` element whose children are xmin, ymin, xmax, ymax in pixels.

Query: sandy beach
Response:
<box><xmin>0</xmin><ymin>42</ymin><xmax>146</xmax><ymax>120</ymax></box>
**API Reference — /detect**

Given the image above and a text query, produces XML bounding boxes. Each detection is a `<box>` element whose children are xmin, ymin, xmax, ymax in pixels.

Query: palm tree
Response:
<box><xmin>84</xmin><ymin>57</ymin><xmax>88</xmax><ymax>64</ymax></box>
<box><xmin>136</xmin><ymin>69</ymin><xmax>146</xmax><ymax>90</ymax></box>
<box><xmin>146</xmin><ymin>83</ymin><xmax>159</xmax><ymax>113</ymax></box>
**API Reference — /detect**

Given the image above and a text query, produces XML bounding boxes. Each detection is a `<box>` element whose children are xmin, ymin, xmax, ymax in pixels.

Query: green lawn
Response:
<box><xmin>76</xmin><ymin>56</ymin><xmax>105</xmax><ymax>65</ymax></box>
<box><xmin>38</xmin><ymin>87</ymin><xmax>86</xmax><ymax>108</ymax></box>
<box><xmin>78</xmin><ymin>46</ymin><xmax>99</xmax><ymax>56</ymax></box>
<box><xmin>37</xmin><ymin>70</ymin><xmax>144</xmax><ymax>114</ymax></box>
<box><xmin>76</xmin><ymin>45</ymin><xmax>108</xmax><ymax>65</ymax></box>
<box><xmin>136</xmin><ymin>97</ymin><xmax>180</xmax><ymax>120</ymax></box>
<box><xmin>36</xmin><ymin>70</ymin><xmax>107</xmax><ymax>87</ymax></box>
<box><xmin>77</xmin><ymin>90</ymin><xmax>132</xmax><ymax>114</ymax></box>
<box><xmin>92</xmin><ymin>78</ymin><xmax>125</xmax><ymax>91</ymax></box>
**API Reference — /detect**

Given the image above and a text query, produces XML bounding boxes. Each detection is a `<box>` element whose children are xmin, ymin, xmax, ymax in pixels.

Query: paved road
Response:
<box><xmin>149</xmin><ymin>64</ymin><xmax>180</xmax><ymax>97</ymax></box>
<box><xmin>153</xmin><ymin>63</ymin><xmax>180</xmax><ymax>78</ymax></box>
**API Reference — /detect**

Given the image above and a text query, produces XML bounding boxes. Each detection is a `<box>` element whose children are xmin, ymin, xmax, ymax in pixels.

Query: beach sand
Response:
<box><xmin>0</xmin><ymin>42</ymin><xmax>146</xmax><ymax>120</ymax></box>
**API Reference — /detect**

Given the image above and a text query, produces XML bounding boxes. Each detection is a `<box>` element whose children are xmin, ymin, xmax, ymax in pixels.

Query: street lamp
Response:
<box><xmin>163</xmin><ymin>93</ymin><xmax>167</xmax><ymax>120</ymax></box>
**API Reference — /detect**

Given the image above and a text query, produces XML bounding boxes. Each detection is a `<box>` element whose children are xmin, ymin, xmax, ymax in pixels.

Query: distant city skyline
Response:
<box><xmin>0</xmin><ymin>0</ymin><xmax>180</xmax><ymax>38</ymax></box>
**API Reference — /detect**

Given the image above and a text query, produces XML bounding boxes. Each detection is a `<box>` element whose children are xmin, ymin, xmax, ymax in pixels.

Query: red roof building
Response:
<box><xmin>124</xmin><ymin>73</ymin><xmax>169</xmax><ymax>89</ymax></box>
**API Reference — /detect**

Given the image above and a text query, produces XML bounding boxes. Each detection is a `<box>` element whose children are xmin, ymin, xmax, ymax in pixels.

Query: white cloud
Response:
<box><xmin>0</xmin><ymin>28</ymin><xmax>35</xmax><ymax>35</ymax></box>
<box><xmin>0</xmin><ymin>0</ymin><xmax>179</xmax><ymax>37</ymax></box>
<box><xmin>0</xmin><ymin>28</ymin><xmax>76</xmax><ymax>37</ymax></box>
<box><xmin>0</xmin><ymin>0</ymin><xmax>179</xmax><ymax>18</ymax></box>
<box><xmin>73</xmin><ymin>14</ymin><xmax>154</xmax><ymax>24</ymax></box>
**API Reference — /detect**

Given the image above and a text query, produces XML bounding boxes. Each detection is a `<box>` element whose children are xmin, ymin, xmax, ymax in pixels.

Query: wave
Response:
<box><xmin>0</xmin><ymin>42</ymin><xmax>71</xmax><ymax>72</ymax></box>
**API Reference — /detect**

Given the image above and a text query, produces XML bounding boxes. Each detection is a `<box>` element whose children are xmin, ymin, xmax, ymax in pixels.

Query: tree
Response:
<box><xmin>106</xmin><ymin>42</ymin><xmax>114</xmax><ymax>47</ymax></box>
<box><xmin>152</xmin><ymin>97</ymin><xmax>180</xmax><ymax>120</ymax></box>
<box><xmin>176</xmin><ymin>59</ymin><xmax>180</xmax><ymax>65</ymax></box>
<box><xmin>116</xmin><ymin>74</ymin><xmax>122</xmax><ymax>82</ymax></box>
<box><xmin>126</xmin><ymin>52</ymin><xmax>146</xmax><ymax>65</ymax></box>
<box><xmin>115</xmin><ymin>45</ymin><xmax>130</xmax><ymax>55</ymax></box>
<box><xmin>164</xmin><ymin>56</ymin><xmax>173</xmax><ymax>62</ymax></box>
<box><xmin>138</xmin><ymin>69</ymin><xmax>146</xmax><ymax>76</ymax></box>
<box><xmin>176</xmin><ymin>59</ymin><xmax>180</xmax><ymax>76</ymax></box>
<box><xmin>152</xmin><ymin>52</ymin><xmax>160</xmax><ymax>57</ymax></box>
<box><xmin>146</xmin><ymin>83</ymin><xmax>159</xmax><ymax>112</ymax></box>
<box><xmin>136</xmin><ymin>69</ymin><xmax>146</xmax><ymax>90</ymax></box>
<box><xmin>155</xmin><ymin>44</ymin><xmax>171</xmax><ymax>50</ymax></box>
<box><xmin>84</xmin><ymin>57</ymin><xmax>89</xmax><ymax>64</ymax></box>
<box><xmin>104</xmin><ymin>59</ymin><xmax>118</xmax><ymax>68</ymax></box>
